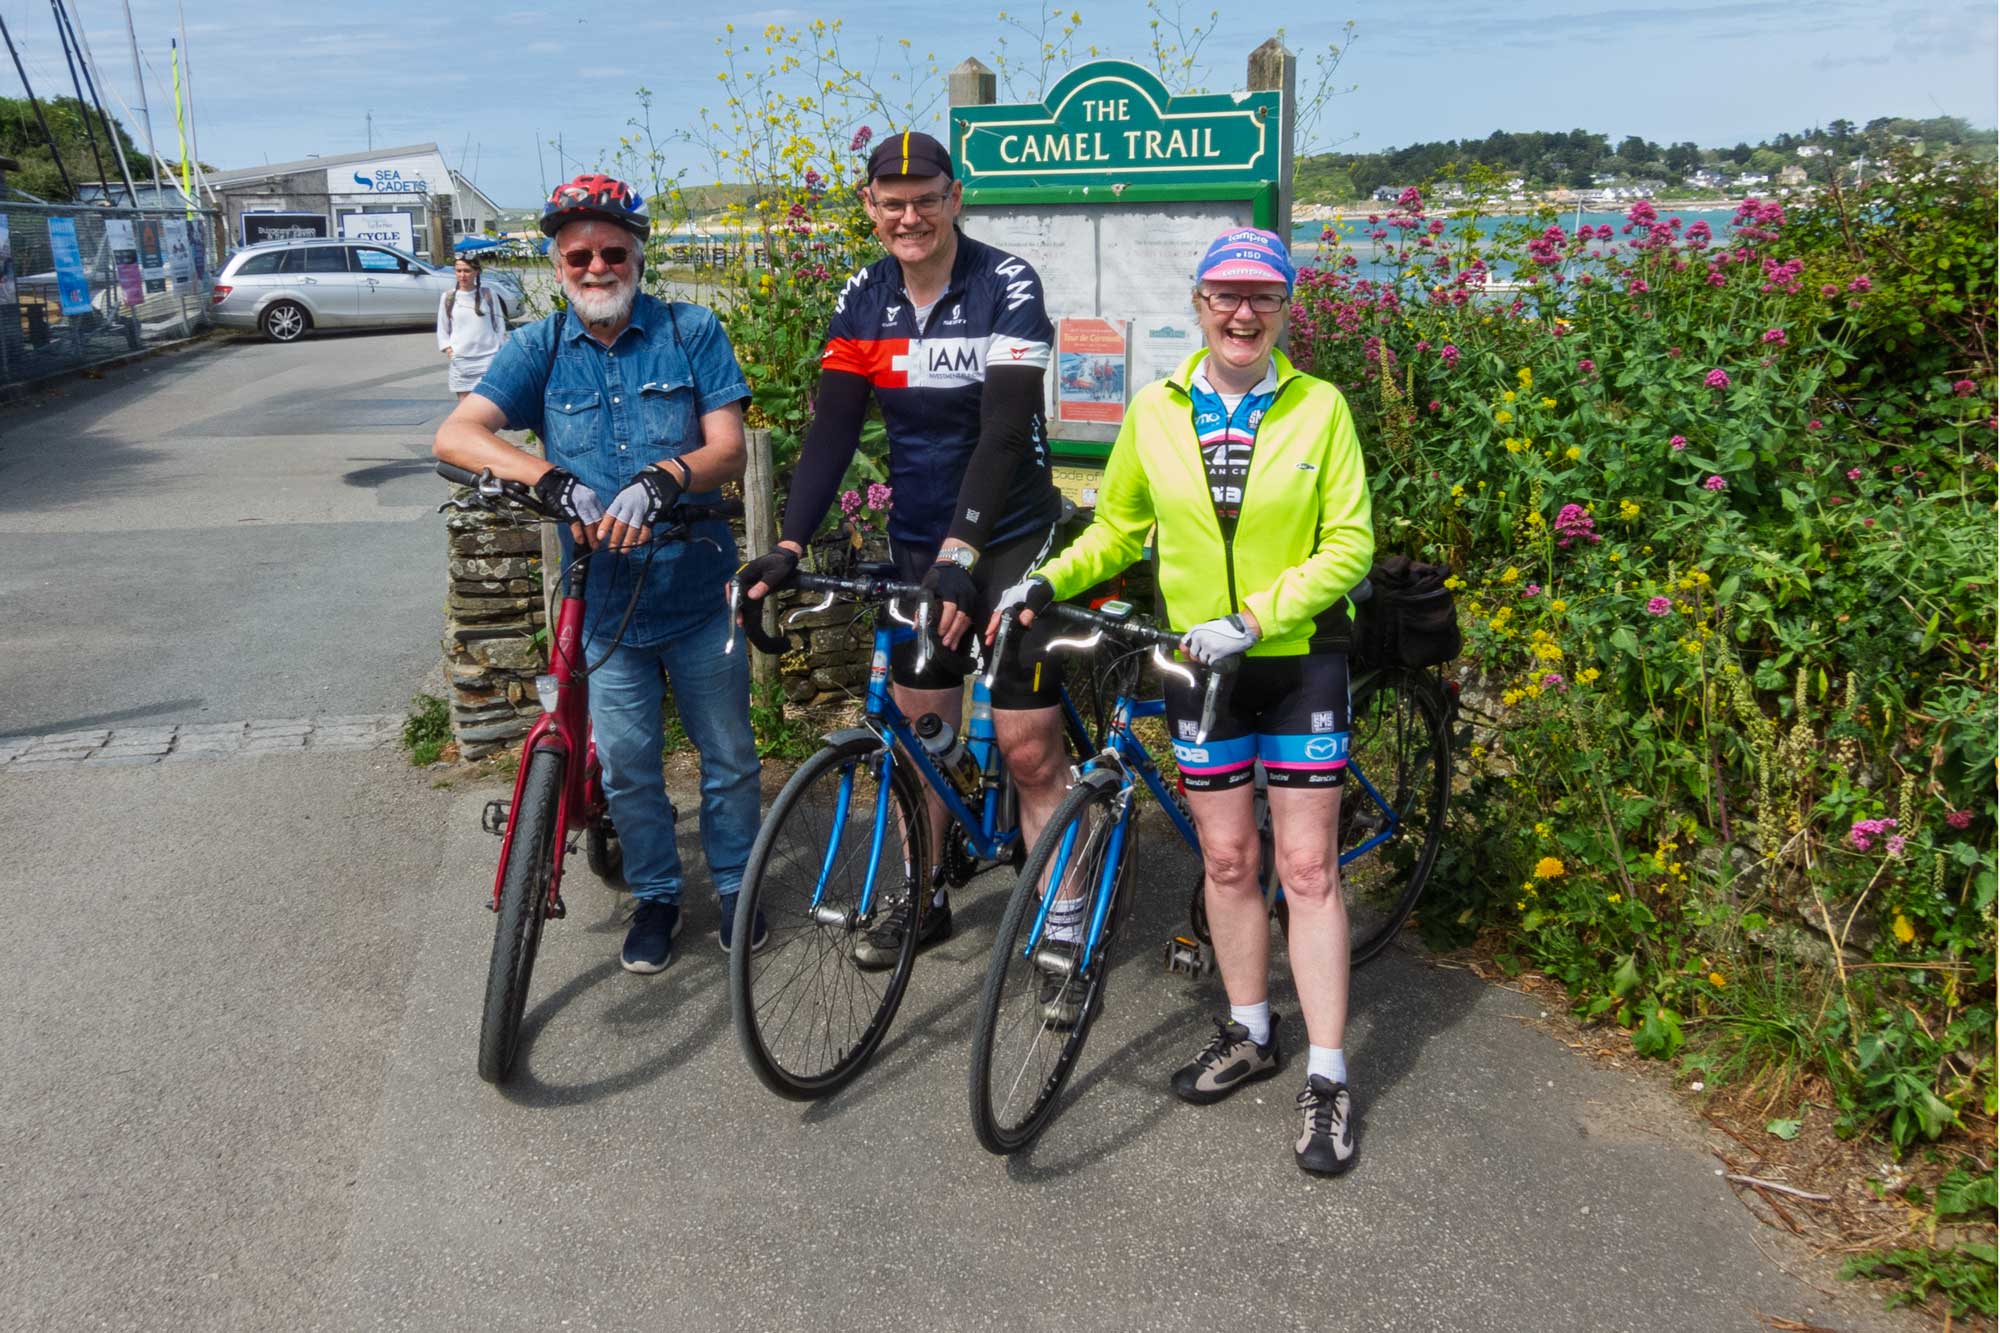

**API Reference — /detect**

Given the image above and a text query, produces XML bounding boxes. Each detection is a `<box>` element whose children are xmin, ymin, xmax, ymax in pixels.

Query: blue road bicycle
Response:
<box><xmin>724</xmin><ymin>567</ymin><xmax>1096</xmax><ymax>1099</ymax></box>
<box><xmin>968</xmin><ymin>598</ymin><xmax>1454</xmax><ymax>1154</ymax></box>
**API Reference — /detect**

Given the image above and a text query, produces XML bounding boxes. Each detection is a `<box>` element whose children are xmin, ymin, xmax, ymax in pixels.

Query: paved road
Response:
<box><xmin>0</xmin><ymin>331</ymin><xmax>449</xmax><ymax>737</ymax></box>
<box><xmin>0</xmin><ymin>340</ymin><xmax>1929</xmax><ymax>1331</ymax></box>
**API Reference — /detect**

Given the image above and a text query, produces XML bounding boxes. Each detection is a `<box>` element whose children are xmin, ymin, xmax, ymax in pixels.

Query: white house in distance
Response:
<box><xmin>206</xmin><ymin>143</ymin><xmax>503</xmax><ymax>260</ymax></box>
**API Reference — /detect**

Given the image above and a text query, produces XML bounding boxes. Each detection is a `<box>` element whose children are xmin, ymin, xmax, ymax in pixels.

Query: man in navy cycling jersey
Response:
<box><xmin>738</xmin><ymin>130</ymin><xmax>1070</xmax><ymax>967</ymax></box>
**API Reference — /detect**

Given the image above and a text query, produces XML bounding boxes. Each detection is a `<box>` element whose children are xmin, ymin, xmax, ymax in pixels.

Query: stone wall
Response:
<box><xmin>772</xmin><ymin>589</ymin><xmax>874</xmax><ymax>704</ymax></box>
<box><xmin>442</xmin><ymin>503</ymin><xmax>547</xmax><ymax>759</ymax></box>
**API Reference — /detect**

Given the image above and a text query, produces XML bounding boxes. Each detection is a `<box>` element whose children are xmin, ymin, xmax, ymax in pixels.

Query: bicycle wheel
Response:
<box><xmin>477</xmin><ymin>747</ymin><xmax>563</xmax><ymax>1083</ymax></box>
<box><xmin>969</xmin><ymin>770</ymin><xmax>1130</xmax><ymax>1154</ymax></box>
<box><xmin>1340</xmin><ymin>667</ymin><xmax>1451</xmax><ymax>965</ymax></box>
<box><xmin>730</xmin><ymin>737</ymin><xmax>928</xmax><ymax>1099</ymax></box>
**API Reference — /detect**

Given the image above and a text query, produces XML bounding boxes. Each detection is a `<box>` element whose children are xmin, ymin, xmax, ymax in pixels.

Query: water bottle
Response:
<box><xmin>914</xmin><ymin>713</ymin><xmax>982</xmax><ymax>798</ymax></box>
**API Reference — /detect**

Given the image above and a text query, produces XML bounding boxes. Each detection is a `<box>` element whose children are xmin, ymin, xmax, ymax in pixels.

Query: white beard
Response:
<box><xmin>567</xmin><ymin>274</ymin><xmax>636</xmax><ymax>327</ymax></box>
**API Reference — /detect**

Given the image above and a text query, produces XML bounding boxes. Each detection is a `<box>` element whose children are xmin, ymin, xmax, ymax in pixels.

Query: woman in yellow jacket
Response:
<box><xmin>991</xmin><ymin>228</ymin><xmax>1373</xmax><ymax>1175</ymax></box>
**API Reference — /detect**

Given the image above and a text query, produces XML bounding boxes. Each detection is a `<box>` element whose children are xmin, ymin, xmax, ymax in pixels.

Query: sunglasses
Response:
<box><xmin>561</xmin><ymin>246</ymin><xmax>632</xmax><ymax>269</ymax></box>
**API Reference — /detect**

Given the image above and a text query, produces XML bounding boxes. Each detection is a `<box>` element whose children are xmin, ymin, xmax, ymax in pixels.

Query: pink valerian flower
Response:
<box><xmin>1670</xmin><ymin>435</ymin><xmax>1688</xmax><ymax>451</ymax></box>
<box><xmin>1847</xmin><ymin>817</ymin><xmax>1898</xmax><ymax>851</ymax></box>
<box><xmin>1821</xmin><ymin>283</ymin><xmax>1840</xmax><ymax>298</ymax></box>
<box><xmin>1808</xmin><ymin>419</ymin><xmax>1823</xmax><ymax>431</ymax></box>
<box><xmin>1427</xmin><ymin>399</ymin><xmax>1440</xmax><ymax>412</ymax></box>
<box><xmin>1629</xmin><ymin>278</ymin><xmax>1649</xmax><ymax>294</ymax></box>
<box><xmin>1553</xmin><ymin>503</ymin><xmax>1601</xmax><ymax>549</ymax></box>
<box><xmin>1595</xmin><ymin>223</ymin><xmax>1614</xmax><ymax>241</ymax></box>
<box><xmin>865</xmin><ymin>482</ymin><xmax>893</xmax><ymax>510</ymax></box>
<box><xmin>1439</xmin><ymin>344</ymin><xmax>1460</xmax><ymax>368</ymax></box>
<box><xmin>1952</xmin><ymin>379</ymin><xmax>1977</xmax><ymax>397</ymax></box>
<box><xmin>839</xmin><ymin>489</ymin><xmax>863</xmax><ymax>517</ymax></box>
<box><xmin>1762</xmin><ymin>328</ymin><xmax>1787</xmax><ymax>346</ymax></box>
<box><xmin>1848</xmin><ymin>275</ymin><xmax>1872</xmax><ymax>292</ymax></box>
<box><xmin>1704</xmin><ymin>475</ymin><xmax>1728</xmax><ymax>491</ymax></box>
<box><xmin>1684</xmin><ymin>220</ymin><xmax>1713</xmax><ymax>247</ymax></box>
<box><xmin>1521</xmin><ymin>583</ymin><xmax>1541</xmax><ymax>597</ymax></box>
<box><xmin>1705</xmin><ymin>369</ymin><xmax>1731</xmax><ymax>390</ymax></box>
<box><xmin>1542</xmin><ymin>672</ymin><xmax>1566</xmax><ymax>691</ymax></box>
<box><xmin>1706</xmin><ymin>270</ymin><xmax>1728</xmax><ymax>288</ymax></box>
<box><xmin>1885</xmin><ymin>835</ymin><xmax>1907</xmax><ymax>857</ymax></box>
<box><xmin>1646</xmin><ymin>596</ymin><xmax>1673</xmax><ymax>616</ymax></box>
<box><xmin>848</xmin><ymin>126</ymin><xmax>874</xmax><ymax>152</ymax></box>
<box><xmin>1577</xmin><ymin>358</ymin><xmax>1596</xmax><ymax>374</ymax></box>
<box><xmin>1946</xmin><ymin>810</ymin><xmax>1974</xmax><ymax>829</ymax></box>
<box><xmin>1846</xmin><ymin>467</ymin><xmax>1863</xmax><ymax>481</ymax></box>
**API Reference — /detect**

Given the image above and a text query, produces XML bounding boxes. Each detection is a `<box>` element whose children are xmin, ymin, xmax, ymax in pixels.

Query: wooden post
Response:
<box><xmin>1247</xmin><ymin>38</ymin><xmax>1297</xmax><ymax>246</ymax></box>
<box><xmin>949</xmin><ymin>57</ymin><xmax>996</xmax><ymax>109</ymax></box>
<box><xmin>743</xmin><ymin>425</ymin><xmax>778</xmax><ymax>690</ymax></box>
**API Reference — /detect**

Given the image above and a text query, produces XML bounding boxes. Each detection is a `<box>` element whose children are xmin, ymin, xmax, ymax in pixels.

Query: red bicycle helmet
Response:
<box><xmin>540</xmin><ymin>173</ymin><xmax>650</xmax><ymax>239</ymax></box>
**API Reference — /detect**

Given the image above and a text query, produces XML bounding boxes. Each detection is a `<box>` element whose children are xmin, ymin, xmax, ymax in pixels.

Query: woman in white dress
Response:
<box><xmin>437</xmin><ymin>257</ymin><xmax>507</xmax><ymax>399</ymax></box>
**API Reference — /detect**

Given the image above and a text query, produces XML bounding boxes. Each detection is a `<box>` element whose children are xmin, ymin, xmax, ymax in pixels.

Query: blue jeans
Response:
<box><xmin>586</xmin><ymin>604</ymin><xmax>760</xmax><ymax>906</ymax></box>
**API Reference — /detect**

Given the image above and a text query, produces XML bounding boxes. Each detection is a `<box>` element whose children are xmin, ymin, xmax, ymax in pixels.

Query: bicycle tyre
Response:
<box><xmin>968</xmin><ymin>770</ymin><xmax>1130</xmax><ymax>1154</ymax></box>
<box><xmin>585</xmin><ymin>820</ymin><xmax>623</xmax><ymax>886</ymax></box>
<box><xmin>730</xmin><ymin>738</ymin><xmax>928</xmax><ymax>1100</ymax></box>
<box><xmin>477</xmin><ymin>746</ymin><xmax>564</xmax><ymax>1083</ymax></box>
<box><xmin>1340</xmin><ymin>667</ymin><xmax>1452</xmax><ymax>966</ymax></box>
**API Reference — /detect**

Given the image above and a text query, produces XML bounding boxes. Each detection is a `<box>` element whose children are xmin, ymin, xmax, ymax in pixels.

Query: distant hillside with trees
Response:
<box><xmin>1296</xmin><ymin>116</ymin><xmax>1998</xmax><ymax>203</ymax></box>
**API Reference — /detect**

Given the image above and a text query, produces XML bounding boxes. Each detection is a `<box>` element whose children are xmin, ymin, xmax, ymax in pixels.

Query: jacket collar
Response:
<box><xmin>1168</xmin><ymin>346</ymin><xmax>1302</xmax><ymax>398</ymax></box>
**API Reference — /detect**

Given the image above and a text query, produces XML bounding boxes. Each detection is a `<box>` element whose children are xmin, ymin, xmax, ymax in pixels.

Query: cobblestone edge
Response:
<box><xmin>0</xmin><ymin>714</ymin><xmax>404</xmax><ymax>772</ymax></box>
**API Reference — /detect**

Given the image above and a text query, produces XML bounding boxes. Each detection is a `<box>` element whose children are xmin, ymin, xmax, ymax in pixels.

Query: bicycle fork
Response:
<box><xmin>807</xmin><ymin>748</ymin><xmax>899</xmax><ymax>927</ymax></box>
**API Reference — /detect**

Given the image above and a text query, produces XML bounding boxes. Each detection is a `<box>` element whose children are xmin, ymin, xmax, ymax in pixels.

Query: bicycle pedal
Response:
<box><xmin>481</xmin><ymin>800</ymin><xmax>509</xmax><ymax>835</ymax></box>
<box><xmin>1163</xmin><ymin>936</ymin><xmax>1212</xmax><ymax>977</ymax></box>
<box><xmin>546</xmin><ymin>893</ymin><xmax>567</xmax><ymax>920</ymax></box>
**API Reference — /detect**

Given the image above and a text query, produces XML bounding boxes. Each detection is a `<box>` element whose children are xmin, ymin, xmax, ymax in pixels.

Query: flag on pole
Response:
<box><xmin>171</xmin><ymin>38</ymin><xmax>191</xmax><ymax>218</ymax></box>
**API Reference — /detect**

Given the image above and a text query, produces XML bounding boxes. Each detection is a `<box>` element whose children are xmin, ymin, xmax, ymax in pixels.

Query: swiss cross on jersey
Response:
<box><xmin>818</xmin><ymin>231</ymin><xmax>1057</xmax><ymax>545</ymax></box>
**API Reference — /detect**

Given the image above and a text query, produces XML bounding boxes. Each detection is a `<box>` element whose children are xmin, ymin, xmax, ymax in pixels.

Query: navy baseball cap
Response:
<box><xmin>867</xmin><ymin>131</ymin><xmax>954</xmax><ymax>183</ymax></box>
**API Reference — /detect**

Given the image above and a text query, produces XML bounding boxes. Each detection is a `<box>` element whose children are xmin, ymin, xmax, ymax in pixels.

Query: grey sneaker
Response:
<box><xmin>852</xmin><ymin>892</ymin><xmax>952</xmax><ymax>970</ymax></box>
<box><xmin>1169</xmin><ymin>1017</ymin><xmax>1282</xmax><ymax>1105</ymax></box>
<box><xmin>1295</xmin><ymin>1075</ymin><xmax>1356</xmax><ymax>1176</ymax></box>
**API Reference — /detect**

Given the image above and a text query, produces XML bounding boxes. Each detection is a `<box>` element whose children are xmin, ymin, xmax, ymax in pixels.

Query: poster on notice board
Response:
<box><xmin>165</xmin><ymin>223</ymin><xmax>194</xmax><ymax>283</ymax></box>
<box><xmin>48</xmin><ymin>216</ymin><xmax>94</xmax><ymax>315</ymax></box>
<box><xmin>136</xmin><ymin>219</ymin><xmax>166</xmax><ymax>293</ymax></box>
<box><xmin>1055</xmin><ymin>318</ymin><xmax>1128</xmax><ymax>424</ymax></box>
<box><xmin>105</xmin><ymin>219</ymin><xmax>144</xmax><ymax>306</ymax></box>
<box><xmin>0</xmin><ymin>215</ymin><xmax>14</xmax><ymax>303</ymax></box>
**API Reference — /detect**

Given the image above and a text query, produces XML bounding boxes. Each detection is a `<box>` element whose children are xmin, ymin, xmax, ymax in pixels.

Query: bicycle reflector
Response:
<box><xmin>535</xmin><ymin>673</ymin><xmax>561</xmax><ymax>714</ymax></box>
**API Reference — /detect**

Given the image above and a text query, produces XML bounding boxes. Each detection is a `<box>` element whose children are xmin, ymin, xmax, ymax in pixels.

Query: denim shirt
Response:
<box><xmin>475</xmin><ymin>295</ymin><xmax>751</xmax><ymax>646</ymax></box>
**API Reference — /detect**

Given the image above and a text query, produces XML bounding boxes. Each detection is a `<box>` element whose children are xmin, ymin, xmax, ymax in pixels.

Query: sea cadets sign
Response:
<box><xmin>953</xmin><ymin>61</ymin><xmax>1279</xmax><ymax>189</ymax></box>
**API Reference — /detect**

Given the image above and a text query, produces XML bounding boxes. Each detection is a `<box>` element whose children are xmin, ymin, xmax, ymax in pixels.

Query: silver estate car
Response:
<box><xmin>209</xmin><ymin>239</ymin><xmax>523</xmax><ymax>343</ymax></box>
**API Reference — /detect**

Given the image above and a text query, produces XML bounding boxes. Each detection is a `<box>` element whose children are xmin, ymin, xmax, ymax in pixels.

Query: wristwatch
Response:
<box><xmin>936</xmin><ymin>545</ymin><xmax>978</xmax><ymax>572</ymax></box>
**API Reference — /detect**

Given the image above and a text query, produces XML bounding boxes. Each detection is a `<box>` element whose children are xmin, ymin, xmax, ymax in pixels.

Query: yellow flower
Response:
<box><xmin>1608</xmin><ymin>552</ymin><xmax>1622</xmax><ymax>563</ymax></box>
<box><xmin>1534</xmin><ymin>821</ymin><xmax>1553</xmax><ymax>837</ymax></box>
<box><xmin>1619</xmin><ymin>499</ymin><xmax>1641</xmax><ymax>520</ymax></box>
<box><xmin>1551</xmin><ymin>599</ymin><xmax>1569</xmax><ymax>612</ymax></box>
<box><xmin>1516</xmin><ymin>366</ymin><xmax>1533</xmax><ymax>389</ymax></box>
<box><xmin>1564</xmin><ymin>447</ymin><xmax>1581</xmax><ymax>462</ymax></box>
<box><xmin>1525</xmin><ymin>511</ymin><xmax>1546</xmax><ymax>529</ymax></box>
<box><xmin>1515</xmin><ymin>900</ymin><xmax>1526</xmax><ymax>911</ymax></box>
<box><xmin>1533</xmin><ymin>640</ymin><xmax>1563</xmax><ymax>662</ymax></box>
<box><xmin>1501</xmin><ymin>688</ymin><xmax>1524</xmax><ymax>707</ymax></box>
<box><xmin>1504</xmin><ymin>436</ymin><xmax>1526</xmax><ymax>454</ymax></box>
<box><xmin>1708</xmin><ymin>971</ymin><xmax>1727</xmax><ymax>987</ymax></box>
<box><xmin>1444</xmin><ymin>575</ymin><xmax>1465</xmax><ymax>590</ymax></box>
<box><xmin>1540</xmin><ymin>397</ymin><xmax>1557</xmax><ymax>409</ymax></box>
<box><xmin>1495</xmin><ymin>410</ymin><xmax>1514</xmax><ymax>425</ymax></box>
<box><xmin>1451</xmin><ymin>484</ymin><xmax>1465</xmax><ymax>498</ymax></box>
<box><xmin>1892</xmin><ymin>913</ymin><xmax>1916</xmax><ymax>944</ymax></box>
<box><xmin>1534</xmin><ymin>856</ymin><xmax>1566</xmax><ymax>879</ymax></box>
<box><xmin>1577</xmin><ymin>667</ymin><xmax>1601</xmax><ymax>685</ymax></box>
<box><xmin>1607</xmin><ymin>893</ymin><xmax>1623</xmax><ymax>904</ymax></box>
<box><xmin>1500</xmin><ymin>567</ymin><xmax>1520</xmax><ymax>584</ymax></box>
<box><xmin>1503</xmin><ymin>390</ymin><xmax>1518</xmax><ymax>403</ymax></box>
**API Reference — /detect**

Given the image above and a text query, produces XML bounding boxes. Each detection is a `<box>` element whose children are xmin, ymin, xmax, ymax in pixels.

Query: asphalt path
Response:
<box><xmin>0</xmin><ymin>330</ymin><xmax>448</xmax><ymax>736</ymax></box>
<box><xmin>0</xmin><ymin>333</ymin><xmax>1930</xmax><ymax>1331</ymax></box>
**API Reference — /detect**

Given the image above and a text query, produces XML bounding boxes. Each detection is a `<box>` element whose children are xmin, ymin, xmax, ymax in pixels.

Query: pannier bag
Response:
<box><xmin>1352</xmin><ymin>556</ymin><xmax>1463</xmax><ymax>669</ymax></box>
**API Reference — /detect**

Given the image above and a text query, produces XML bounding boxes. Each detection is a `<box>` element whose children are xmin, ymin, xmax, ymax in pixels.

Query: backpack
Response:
<box><xmin>1352</xmin><ymin>556</ymin><xmax>1463</xmax><ymax>669</ymax></box>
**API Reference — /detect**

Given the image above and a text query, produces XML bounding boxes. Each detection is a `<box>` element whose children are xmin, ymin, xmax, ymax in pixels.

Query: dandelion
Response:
<box><xmin>1534</xmin><ymin>856</ymin><xmax>1566</xmax><ymax>879</ymax></box>
<box><xmin>1704</xmin><ymin>369</ymin><xmax>1730</xmax><ymax>390</ymax></box>
<box><xmin>1891</xmin><ymin>912</ymin><xmax>1916</xmax><ymax>944</ymax></box>
<box><xmin>1708</xmin><ymin>972</ymin><xmax>1726</xmax><ymax>987</ymax></box>
<box><xmin>1646</xmin><ymin>596</ymin><xmax>1672</xmax><ymax>616</ymax></box>
<box><xmin>1704</xmin><ymin>475</ymin><xmax>1728</xmax><ymax>491</ymax></box>
<box><xmin>1669</xmin><ymin>434</ymin><xmax>1687</xmax><ymax>451</ymax></box>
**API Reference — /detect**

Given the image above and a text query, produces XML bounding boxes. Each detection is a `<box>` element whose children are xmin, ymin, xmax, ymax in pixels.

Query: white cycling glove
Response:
<box><xmin>993</xmin><ymin>575</ymin><xmax>1054</xmax><ymax>622</ymax></box>
<box><xmin>1181</xmin><ymin>613</ymin><xmax>1259</xmax><ymax>666</ymax></box>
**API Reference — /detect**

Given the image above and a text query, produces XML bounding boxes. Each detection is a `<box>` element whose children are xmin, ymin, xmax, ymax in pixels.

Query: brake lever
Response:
<box><xmin>1197</xmin><ymin>669</ymin><xmax>1224</xmax><ymax>746</ymax></box>
<box><xmin>983</xmin><ymin>613</ymin><xmax>1017</xmax><ymax>690</ymax></box>
<box><xmin>785</xmin><ymin>589</ymin><xmax>837</xmax><ymax>629</ymax></box>
<box><xmin>724</xmin><ymin>580</ymin><xmax>744</xmax><ymax>655</ymax></box>
<box><xmin>914</xmin><ymin>594</ymin><xmax>935</xmax><ymax>677</ymax></box>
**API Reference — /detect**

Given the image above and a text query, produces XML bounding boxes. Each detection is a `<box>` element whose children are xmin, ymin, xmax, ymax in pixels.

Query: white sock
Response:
<box><xmin>928</xmin><ymin>868</ymin><xmax>946</xmax><ymax>909</ymax></box>
<box><xmin>1229</xmin><ymin>1001</ymin><xmax>1272</xmax><ymax>1046</ymax></box>
<box><xmin>1044</xmin><ymin>893</ymin><xmax>1086</xmax><ymax>943</ymax></box>
<box><xmin>1307</xmin><ymin>1045</ymin><xmax>1347</xmax><ymax>1085</ymax></box>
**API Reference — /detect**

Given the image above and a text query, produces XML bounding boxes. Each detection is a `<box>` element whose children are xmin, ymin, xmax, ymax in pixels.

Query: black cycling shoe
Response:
<box><xmin>1295</xmin><ymin>1075</ymin><xmax>1357</xmax><ymax>1176</ymax></box>
<box><xmin>1169</xmin><ymin>1017</ymin><xmax>1282</xmax><ymax>1105</ymax></box>
<box><xmin>852</xmin><ymin>892</ymin><xmax>952</xmax><ymax>970</ymax></box>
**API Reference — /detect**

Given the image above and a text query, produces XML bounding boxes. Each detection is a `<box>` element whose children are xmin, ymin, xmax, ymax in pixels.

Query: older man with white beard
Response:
<box><xmin>435</xmin><ymin>173</ymin><xmax>764</xmax><ymax>976</ymax></box>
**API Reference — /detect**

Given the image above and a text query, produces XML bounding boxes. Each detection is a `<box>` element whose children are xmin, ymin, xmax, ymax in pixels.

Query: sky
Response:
<box><xmin>7</xmin><ymin>0</ymin><xmax>1995</xmax><ymax>206</ymax></box>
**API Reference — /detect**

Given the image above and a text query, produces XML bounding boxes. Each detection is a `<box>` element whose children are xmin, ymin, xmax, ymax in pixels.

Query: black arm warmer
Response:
<box><xmin>945</xmin><ymin>365</ymin><xmax>1046</xmax><ymax>549</ymax></box>
<box><xmin>780</xmin><ymin>369</ymin><xmax>873</xmax><ymax>548</ymax></box>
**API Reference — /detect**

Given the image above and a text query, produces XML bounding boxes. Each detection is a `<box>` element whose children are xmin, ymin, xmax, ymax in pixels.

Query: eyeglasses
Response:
<box><xmin>561</xmin><ymin>246</ymin><xmax>631</xmax><ymax>269</ymax></box>
<box><xmin>870</xmin><ymin>191</ymin><xmax>950</xmax><ymax>219</ymax></box>
<box><xmin>1198</xmin><ymin>291</ymin><xmax>1288</xmax><ymax>315</ymax></box>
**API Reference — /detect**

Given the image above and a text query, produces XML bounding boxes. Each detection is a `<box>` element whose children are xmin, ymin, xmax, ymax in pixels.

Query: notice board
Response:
<box><xmin>953</xmin><ymin>61</ymin><xmax>1281</xmax><ymax>464</ymax></box>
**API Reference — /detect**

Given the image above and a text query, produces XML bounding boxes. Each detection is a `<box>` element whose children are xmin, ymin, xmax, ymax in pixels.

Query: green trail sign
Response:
<box><xmin>954</xmin><ymin>62</ymin><xmax>1279</xmax><ymax>190</ymax></box>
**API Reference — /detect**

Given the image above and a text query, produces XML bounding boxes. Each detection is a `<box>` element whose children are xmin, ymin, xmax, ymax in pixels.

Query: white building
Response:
<box><xmin>207</xmin><ymin>143</ymin><xmax>504</xmax><ymax>259</ymax></box>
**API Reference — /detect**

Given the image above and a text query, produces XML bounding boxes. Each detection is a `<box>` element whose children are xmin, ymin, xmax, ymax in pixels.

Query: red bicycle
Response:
<box><xmin>436</xmin><ymin>461</ymin><xmax>741</xmax><ymax>1083</ymax></box>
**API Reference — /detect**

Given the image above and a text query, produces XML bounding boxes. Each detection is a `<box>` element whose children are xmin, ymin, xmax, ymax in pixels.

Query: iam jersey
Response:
<box><xmin>821</xmin><ymin>231</ymin><xmax>1061</xmax><ymax>548</ymax></box>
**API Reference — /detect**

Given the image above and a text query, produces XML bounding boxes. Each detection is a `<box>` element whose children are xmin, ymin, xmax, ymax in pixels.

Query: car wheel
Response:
<box><xmin>261</xmin><ymin>301</ymin><xmax>310</xmax><ymax>343</ymax></box>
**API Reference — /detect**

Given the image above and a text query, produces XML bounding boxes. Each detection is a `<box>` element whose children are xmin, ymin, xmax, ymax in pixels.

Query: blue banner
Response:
<box><xmin>47</xmin><ymin>217</ymin><xmax>93</xmax><ymax>316</ymax></box>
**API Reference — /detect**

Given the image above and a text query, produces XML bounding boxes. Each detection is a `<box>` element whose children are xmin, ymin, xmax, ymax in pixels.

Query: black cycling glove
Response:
<box><xmin>921</xmin><ymin>559</ymin><xmax>979</xmax><ymax>615</ymax></box>
<box><xmin>736</xmin><ymin>546</ymin><xmax>801</xmax><ymax>597</ymax></box>
<box><xmin>606</xmin><ymin>465</ymin><xmax>683</xmax><ymax>531</ymax></box>
<box><xmin>533</xmin><ymin>467</ymin><xmax>605</xmax><ymax>524</ymax></box>
<box><xmin>993</xmin><ymin>575</ymin><xmax>1054</xmax><ymax>622</ymax></box>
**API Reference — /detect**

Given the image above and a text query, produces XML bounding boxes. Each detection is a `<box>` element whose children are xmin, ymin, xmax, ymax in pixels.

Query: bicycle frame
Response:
<box><xmin>806</xmin><ymin>610</ymin><xmax>1095</xmax><ymax>921</ymax></box>
<box><xmin>486</xmin><ymin>552</ymin><xmax>606</xmax><ymax>912</ymax></box>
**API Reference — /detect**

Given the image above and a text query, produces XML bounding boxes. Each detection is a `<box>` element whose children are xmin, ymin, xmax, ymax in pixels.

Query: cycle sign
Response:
<box><xmin>338</xmin><ymin>212</ymin><xmax>416</xmax><ymax>253</ymax></box>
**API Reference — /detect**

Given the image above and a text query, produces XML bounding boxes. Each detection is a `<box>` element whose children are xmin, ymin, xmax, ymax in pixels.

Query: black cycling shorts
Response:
<box><xmin>1164</xmin><ymin>653</ymin><xmax>1351</xmax><ymax>792</ymax></box>
<box><xmin>887</xmin><ymin>522</ymin><xmax>1066</xmax><ymax>710</ymax></box>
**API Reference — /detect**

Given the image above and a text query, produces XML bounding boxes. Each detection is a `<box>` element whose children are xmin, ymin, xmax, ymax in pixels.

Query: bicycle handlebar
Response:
<box><xmin>434</xmin><ymin>462</ymin><xmax>743</xmax><ymax>529</ymax></box>
<box><xmin>1012</xmin><ymin>601</ymin><xmax>1240</xmax><ymax>743</ymax></box>
<box><xmin>727</xmin><ymin>569</ymin><xmax>979</xmax><ymax>680</ymax></box>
